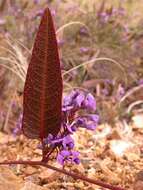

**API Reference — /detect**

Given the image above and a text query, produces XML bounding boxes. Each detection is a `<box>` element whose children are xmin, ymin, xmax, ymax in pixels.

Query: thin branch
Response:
<box><xmin>0</xmin><ymin>160</ymin><xmax>126</xmax><ymax>190</ymax></box>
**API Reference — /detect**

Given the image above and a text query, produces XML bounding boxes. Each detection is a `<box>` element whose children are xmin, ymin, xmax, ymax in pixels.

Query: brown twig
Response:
<box><xmin>0</xmin><ymin>160</ymin><xmax>126</xmax><ymax>190</ymax></box>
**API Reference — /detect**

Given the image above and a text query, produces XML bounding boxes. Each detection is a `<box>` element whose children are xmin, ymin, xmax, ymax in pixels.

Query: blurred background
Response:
<box><xmin>0</xmin><ymin>1</ymin><xmax>143</xmax><ymax>189</ymax></box>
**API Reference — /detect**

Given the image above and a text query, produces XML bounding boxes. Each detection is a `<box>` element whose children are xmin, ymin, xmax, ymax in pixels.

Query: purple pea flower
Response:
<box><xmin>80</xmin><ymin>47</ymin><xmax>90</xmax><ymax>53</ymax></box>
<box><xmin>63</xmin><ymin>90</ymin><xmax>97</xmax><ymax>111</ymax></box>
<box><xmin>102</xmin><ymin>88</ymin><xmax>109</xmax><ymax>96</ymax></box>
<box><xmin>63</xmin><ymin>90</ymin><xmax>78</xmax><ymax>107</ymax></box>
<box><xmin>71</xmin><ymin>151</ymin><xmax>80</xmax><ymax>164</ymax></box>
<box><xmin>74</xmin><ymin>92</ymin><xmax>85</xmax><ymax>107</ymax></box>
<box><xmin>87</xmin><ymin>114</ymin><xmax>99</xmax><ymax>122</ymax></box>
<box><xmin>74</xmin><ymin>114</ymin><xmax>99</xmax><ymax>131</ymax></box>
<box><xmin>38</xmin><ymin>89</ymin><xmax>99</xmax><ymax>165</ymax></box>
<box><xmin>116</xmin><ymin>84</ymin><xmax>125</xmax><ymax>100</ymax></box>
<box><xmin>57</xmin><ymin>150</ymin><xmax>80</xmax><ymax>165</ymax></box>
<box><xmin>62</xmin><ymin>90</ymin><xmax>85</xmax><ymax>112</ymax></box>
<box><xmin>138</xmin><ymin>79</ymin><xmax>143</xmax><ymax>85</ymax></box>
<box><xmin>12</xmin><ymin>101</ymin><xmax>17</xmax><ymax>109</ymax></box>
<box><xmin>75</xmin><ymin>117</ymin><xmax>86</xmax><ymax>126</ymax></box>
<box><xmin>35</xmin><ymin>10</ymin><xmax>44</xmax><ymax>18</ymax></box>
<box><xmin>99</xmin><ymin>12</ymin><xmax>109</xmax><ymax>23</ymax></box>
<box><xmin>62</xmin><ymin>135</ymin><xmax>74</xmax><ymax>149</ymax></box>
<box><xmin>83</xmin><ymin>93</ymin><xmax>96</xmax><ymax>111</ymax></box>
<box><xmin>105</xmin><ymin>79</ymin><xmax>113</xmax><ymax>85</ymax></box>
<box><xmin>85</xmin><ymin>123</ymin><xmax>97</xmax><ymax>130</ymax></box>
<box><xmin>79</xmin><ymin>27</ymin><xmax>88</xmax><ymax>36</ymax></box>
<box><xmin>57</xmin><ymin>39</ymin><xmax>65</xmax><ymax>47</ymax></box>
<box><xmin>57</xmin><ymin>150</ymin><xmax>71</xmax><ymax>165</ymax></box>
<box><xmin>46</xmin><ymin>135</ymin><xmax>63</xmax><ymax>146</ymax></box>
<box><xmin>33</xmin><ymin>0</ymin><xmax>40</xmax><ymax>4</ymax></box>
<box><xmin>51</xmin><ymin>9</ymin><xmax>56</xmax><ymax>17</ymax></box>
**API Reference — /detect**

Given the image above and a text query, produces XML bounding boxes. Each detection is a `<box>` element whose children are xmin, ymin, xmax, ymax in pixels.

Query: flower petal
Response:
<box><xmin>62</xmin><ymin>135</ymin><xmax>74</xmax><ymax>149</ymax></box>
<box><xmin>83</xmin><ymin>93</ymin><xmax>96</xmax><ymax>111</ymax></box>
<box><xmin>71</xmin><ymin>151</ymin><xmax>80</xmax><ymax>164</ymax></box>
<box><xmin>74</xmin><ymin>92</ymin><xmax>85</xmax><ymax>107</ymax></box>
<box><xmin>87</xmin><ymin>114</ymin><xmax>99</xmax><ymax>122</ymax></box>
<box><xmin>63</xmin><ymin>90</ymin><xmax>79</xmax><ymax>106</ymax></box>
<box><xmin>85</xmin><ymin>123</ymin><xmax>97</xmax><ymax>130</ymax></box>
<box><xmin>57</xmin><ymin>150</ymin><xmax>71</xmax><ymax>165</ymax></box>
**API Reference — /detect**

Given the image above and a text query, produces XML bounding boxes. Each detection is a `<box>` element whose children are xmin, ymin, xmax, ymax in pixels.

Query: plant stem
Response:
<box><xmin>0</xmin><ymin>160</ymin><xmax>126</xmax><ymax>190</ymax></box>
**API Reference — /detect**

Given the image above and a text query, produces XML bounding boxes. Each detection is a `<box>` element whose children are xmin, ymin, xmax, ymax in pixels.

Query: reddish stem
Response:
<box><xmin>0</xmin><ymin>160</ymin><xmax>126</xmax><ymax>190</ymax></box>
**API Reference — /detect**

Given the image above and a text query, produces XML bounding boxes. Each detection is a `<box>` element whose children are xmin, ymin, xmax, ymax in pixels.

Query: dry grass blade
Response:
<box><xmin>6</xmin><ymin>39</ymin><xmax>28</xmax><ymax>75</ymax></box>
<box><xmin>0</xmin><ymin>57</ymin><xmax>25</xmax><ymax>81</ymax></box>
<box><xmin>0</xmin><ymin>38</ymin><xmax>28</xmax><ymax>82</ymax></box>
<box><xmin>0</xmin><ymin>55</ymin><xmax>25</xmax><ymax>79</ymax></box>
<box><xmin>127</xmin><ymin>100</ymin><xmax>143</xmax><ymax>114</ymax></box>
<box><xmin>6</xmin><ymin>36</ymin><xmax>32</xmax><ymax>55</ymax></box>
<box><xmin>56</xmin><ymin>21</ymin><xmax>90</xmax><ymax>34</ymax></box>
<box><xmin>64</xmin><ymin>86</ymin><xmax>89</xmax><ymax>93</ymax></box>
<box><xmin>63</xmin><ymin>81</ymin><xmax>73</xmax><ymax>89</ymax></box>
<box><xmin>119</xmin><ymin>85</ymin><xmax>143</xmax><ymax>105</ymax></box>
<box><xmin>63</xmin><ymin>57</ymin><xmax>127</xmax><ymax>85</ymax></box>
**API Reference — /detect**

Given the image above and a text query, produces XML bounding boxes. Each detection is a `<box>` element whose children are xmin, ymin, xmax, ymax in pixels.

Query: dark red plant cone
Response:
<box><xmin>22</xmin><ymin>7</ymin><xmax>63</xmax><ymax>139</ymax></box>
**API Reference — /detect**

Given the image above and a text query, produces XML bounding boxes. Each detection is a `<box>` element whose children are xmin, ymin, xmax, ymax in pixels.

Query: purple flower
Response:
<box><xmin>57</xmin><ymin>39</ymin><xmax>65</xmax><ymax>47</ymax></box>
<box><xmin>105</xmin><ymin>79</ymin><xmax>113</xmax><ymax>85</ymax></box>
<box><xmin>57</xmin><ymin>150</ymin><xmax>70</xmax><ymax>165</ymax></box>
<box><xmin>63</xmin><ymin>90</ymin><xmax>98</xmax><ymax>132</ymax></box>
<box><xmin>57</xmin><ymin>150</ymin><xmax>80</xmax><ymax>165</ymax></box>
<box><xmin>62</xmin><ymin>90</ymin><xmax>86</xmax><ymax>111</ymax></box>
<box><xmin>71</xmin><ymin>151</ymin><xmax>80</xmax><ymax>164</ymax></box>
<box><xmin>99</xmin><ymin>12</ymin><xmax>109</xmax><ymax>23</ymax></box>
<box><xmin>74</xmin><ymin>92</ymin><xmax>85</xmax><ymax>107</ymax></box>
<box><xmin>75</xmin><ymin>117</ymin><xmax>86</xmax><ymax>125</ymax></box>
<box><xmin>63</xmin><ymin>90</ymin><xmax>78</xmax><ymax>107</ymax></box>
<box><xmin>12</xmin><ymin>101</ymin><xmax>17</xmax><ymax>109</ymax></box>
<box><xmin>83</xmin><ymin>93</ymin><xmax>96</xmax><ymax>111</ymax></box>
<box><xmin>63</xmin><ymin>90</ymin><xmax>97</xmax><ymax>111</ymax></box>
<box><xmin>38</xmin><ymin>134</ymin><xmax>62</xmax><ymax>149</ymax></box>
<box><xmin>102</xmin><ymin>88</ymin><xmax>109</xmax><ymax>96</ymax></box>
<box><xmin>112</xmin><ymin>8</ymin><xmax>118</xmax><ymax>16</ymax></box>
<box><xmin>85</xmin><ymin>123</ymin><xmax>97</xmax><ymax>130</ymax></box>
<box><xmin>80</xmin><ymin>47</ymin><xmax>90</xmax><ymax>53</ymax></box>
<box><xmin>138</xmin><ymin>79</ymin><xmax>143</xmax><ymax>85</ymax></box>
<box><xmin>79</xmin><ymin>27</ymin><xmax>88</xmax><ymax>36</ymax></box>
<box><xmin>33</xmin><ymin>0</ymin><xmax>40</xmax><ymax>4</ymax></box>
<box><xmin>116</xmin><ymin>85</ymin><xmax>125</xmax><ymax>100</ymax></box>
<box><xmin>38</xmin><ymin>90</ymin><xmax>99</xmax><ymax>165</ymax></box>
<box><xmin>74</xmin><ymin>114</ymin><xmax>99</xmax><ymax>131</ymax></box>
<box><xmin>87</xmin><ymin>114</ymin><xmax>99</xmax><ymax>122</ymax></box>
<box><xmin>51</xmin><ymin>9</ymin><xmax>56</xmax><ymax>17</ymax></box>
<box><xmin>62</xmin><ymin>135</ymin><xmax>74</xmax><ymax>149</ymax></box>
